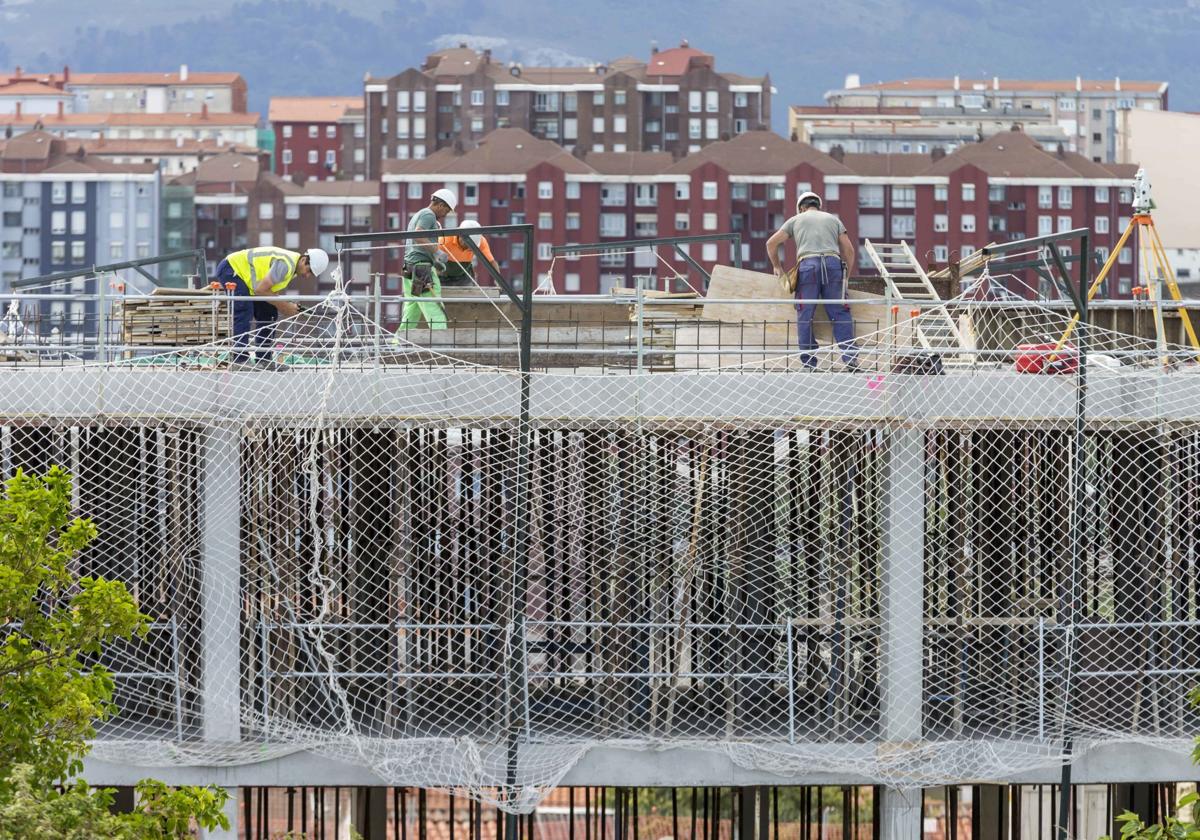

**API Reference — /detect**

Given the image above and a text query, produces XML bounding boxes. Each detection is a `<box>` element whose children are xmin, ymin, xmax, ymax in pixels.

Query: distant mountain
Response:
<box><xmin>0</xmin><ymin>0</ymin><xmax>1195</xmax><ymax>131</ymax></box>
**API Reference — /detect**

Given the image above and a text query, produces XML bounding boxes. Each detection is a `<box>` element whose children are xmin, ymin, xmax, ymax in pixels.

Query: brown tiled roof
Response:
<box><xmin>80</xmin><ymin>137</ymin><xmax>253</xmax><ymax>155</ymax></box>
<box><xmin>489</xmin><ymin>66</ymin><xmax>606</xmax><ymax>86</ymax></box>
<box><xmin>294</xmin><ymin>179</ymin><xmax>380</xmax><ymax>197</ymax></box>
<box><xmin>192</xmin><ymin>151</ymin><xmax>260</xmax><ymax>184</ymax></box>
<box><xmin>840</xmin><ymin>153</ymin><xmax>932</xmax><ymax>177</ymax></box>
<box><xmin>852</xmin><ymin>77</ymin><xmax>1164</xmax><ymax>94</ymax></box>
<box><xmin>41</xmin><ymin>158</ymin><xmax>157</xmax><ymax>175</ymax></box>
<box><xmin>581</xmin><ymin>150</ymin><xmax>674</xmax><ymax>176</ymax></box>
<box><xmin>383</xmin><ymin>128</ymin><xmax>592</xmax><ymax>176</ymax></box>
<box><xmin>646</xmin><ymin>46</ymin><xmax>712</xmax><ymax>77</ymax></box>
<box><xmin>2</xmin><ymin>130</ymin><xmax>57</xmax><ymax>161</ymax></box>
<box><xmin>790</xmin><ymin>104</ymin><xmax>922</xmax><ymax>115</ymax></box>
<box><xmin>0</xmin><ymin>111</ymin><xmax>259</xmax><ymax>128</ymax></box>
<box><xmin>269</xmin><ymin>96</ymin><xmax>361</xmax><ymax>123</ymax></box>
<box><xmin>423</xmin><ymin>47</ymin><xmax>485</xmax><ymax>76</ymax></box>
<box><xmin>0</xmin><ymin>81</ymin><xmax>70</xmax><ymax>96</ymax></box>
<box><xmin>925</xmin><ymin>130</ymin><xmax>1084</xmax><ymax>177</ymax></box>
<box><xmin>67</xmin><ymin>71</ymin><xmax>243</xmax><ymax>86</ymax></box>
<box><xmin>665</xmin><ymin>130</ymin><xmax>853</xmax><ymax>176</ymax></box>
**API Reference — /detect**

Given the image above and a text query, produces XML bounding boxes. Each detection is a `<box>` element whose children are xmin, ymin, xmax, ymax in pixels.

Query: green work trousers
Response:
<box><xmin>400</xmin><ymin>264</ymin><xmax>448</xmax><ymax>330</ymax></box>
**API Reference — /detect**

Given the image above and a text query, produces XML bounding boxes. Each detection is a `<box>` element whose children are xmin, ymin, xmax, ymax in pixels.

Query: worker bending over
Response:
<box><xmin>437</xmin><ymin>220</ymin><xmax>499</xmax><ymax>286</ymax></box>
<box><xmin>216</xmin><ymin>246</ymin><xmax>328</xmax><ymax>355</ymax></box>
<box><xmin>400</xmin><ymin>188</ymin><xmax>456</xmax><ymax>330</ymax></box>
<box><xmin>767</xmin><ymin>191</ymin><xmax>858</xmax><ymax>370</ymax></box>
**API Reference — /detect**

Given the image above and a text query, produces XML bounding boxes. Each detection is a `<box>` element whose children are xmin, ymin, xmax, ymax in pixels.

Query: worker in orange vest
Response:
<box><xmin>437</xmin><ymin>220</ymin><xmax>499</xmax><ymax>286</ymax></box>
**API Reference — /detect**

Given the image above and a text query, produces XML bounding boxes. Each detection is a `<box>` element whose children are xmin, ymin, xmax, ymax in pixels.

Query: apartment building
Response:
<box><xmin>362</xmin><ymin>41</ymin><xmax>771</xmax><ymax>178</ymax></box>
<box><xmin>380</xmin><ymin>126</ymin><xmax>1139</xmax><ymax>298</ymax></box>
<box><xmin>823</xmin><ymin>75</ymin><xmax>1167</xmax><ymax>163</ymax></box>
<box><xmin>0</xmin><ymin>130</ymin><xmax>160</xmax><ymax>341</ymax></box>
<box><xmin>171</xmin><ymin>150</ymin><xmax>378</xmax><ymax>286</ymax></box>
<box><xmin>788</xmin><ymin>104</ymin><xmax>1069</xmax><ymax>155</ymax></box>
<box><xmin>0</xmin><ymin>65</ymin><xmax>247</xmax><ymax>115</ymax></box>
<box><xmin>269</xmin><ymin>96</ymin><xmax>363</xmax><ymax>181</ymax></box>
<box><xmin>0</xmin><ymin>108</ymin><xmax>261</xmax><ymax>148</ymax></box>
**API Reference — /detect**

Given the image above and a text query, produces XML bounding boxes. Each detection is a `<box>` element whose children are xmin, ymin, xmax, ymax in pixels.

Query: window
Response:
<box><xmin>733</xmin><ymin>119</ymin><xmax>747</xmax><ymax>134</ymax></box>
<box><xmin>701</xmin><ymin>243</ymin><xmax>718</xmax><ymax>262</ymax></box>
<box><xmin>259</xmin><ymin>202</ymin><xmax>274</xmax><ymax>220</ymax></box>
<box><xmin>492</xmin><ymin>89</ymin><xmax>508</xmax><ymax>107</ymax></box>
<box><xmin>565</xmin><ymin>212</ymin><xmax>581</xmax><ymax>230</ymax></box>
<box><xmin>565</xmin><ymin>181</ymin><xmax>580</xmax><ymax>200</ymax></box>
<box><xmin>1057</xmin><ymin>186</ymin><xmax>1073</xmax><ymax>208</ymax></box>
<box><xmin>734</xmin><ymin>92</ymin><xmax>748</xmax><ymax>108</ymax></box>
<box><xmin>326</xmin><ymin>125</ymin><xmax>337</xmax><ymax>138</ymax></box>
<box><xmin>688</xmin><ymin>119</ymin><xmax>702</xmax><ymax>140</ymax></box>
<box><xmin>731</xmin><ymin>184</ymin><xmax>748</xmax><ymax>201</ymax></box>
<box><xmin>601</xmin><ymin>184</ymin><xmax>626</xmax><ymax>206</ymax></box>
<box><xmin>613</xmin><ymin>115</ymin><xmax>627</xmax><ymax>133</ymax></box>
<box><xmin>2</xmin><ymin>183</ymin><xmax>19</xmax><ymax>197</ymax></box>
<box><xmin>593</xmin><ymin>117</ymin><xmax>605</xmax><ymax>133</ymax></box>
<box><xmin>256</xmin><ymin>232</ymin><xmax>273</xmax><ymax>247</ymax></box>
<box><xmin>857</xmin><ymin>244</ymin><xmax>873</xmax><ymax>268</ymax></box>
<box><xmin>407</xmin><ymin>182</ymin><xmax>423</xmax><ymax>199</ymax></box>
<box><xmin>1057</xmin><ymin>215</ymin><xmax>1072</xmax><ymax>232</ymax></box>
<box><xmin>702</xmin><ymin>212</ymin><xmax>718</xmax><ymax>231</ymax></box>
<box><xmin>988</xmin><ymin>215</ymin><xmax>1006</xmax><ymax>233</ymax></box>
<box><xmin>1095</xmin><ymin>216</ymin><xmax>1109</xmax><ymax>234</ymax></box>
<box><xmin>933</xmin><ymin>214</ymin><xmax>948</xmax><ymax>232</ymax></box>
<box><xmin>770</xmin><ymin>184</ymin><xmax>786</xmax><ymax>201</ymax></box>
<box><xmin>393</xmin><ymin>90</ymin><xmax>409</xmax><ymax>112</ymax></box>
<box><xmin>891</xmin><ymin>215</ymin><xmax>915</xmax><ymax>238</ymax></box>
<box><xmin>50</xmin><ymin>211</ymin><xmax>66</xmax><ymax>234</ymax></box>
<box><xmin>536</xmin><ymin>242</ymin><xmax>553</xmax><ymax>261</ymax></box>
<box><xmin>893</xmin><ymin>186</ymin><xmax>916</xmax><ymax>208</ymax></box>
<box><xmin>934</xmin><ymin>245</ymin><xmax>949</xmax><ymax>262</ymax></box>
<box><xmin>563</xmin><ymin>118</ymin><xmax>578</xmax><ymax>140</ymax></box>
<box><xmin>564</xmin><ymin>273</ymin><xmax>581</xmax><ymax>292</ymax></box>
<box><xmin>538</xmin><ymin>213</ymin><xmax>553</xmax><ymax>230</ymax></box>
<box><xmin>354</xmin><ymin>122</ymin><xmax>365</xmax><ymax>138</ymax></box>
<box><xmin>988</xmin><ymin>185</ymin><xmax>1006</xmax><ymax>202</ymax></box>
<box><xmin>308</xmin><ymin>150</ymin><xmax>318</xmax><ymax>164</ymax></box>
<box><xmin>961</xmin><ymin>214</ymin><xmax>976</xmax><ymax>232</ymax></box>
<box><xmin>675</xmin><ymin>182</ymin><xmax>690</xmax><ymax>200</ymax></box>
<box><xmin>470</xmin><ymin>89</ymin><xmax>484</xmax><ymax>107</ymax></box>
<box><xmin>109</xmin><ymin>242</ymin><xmax>124</xmax><ymax>259</ymax></box>
<box><xmin>282</xmin><ymin>149</ymin><xmax>293</xmax><ymax>165</ymax></box>
<box><xmin>675</xmin><ymin>212</ymin><xmax>689</xmax><ymax>231</ymax></box>
<box><xmin>413</xmin><ymin>91</ymin><xmax>426</xmax><ymax>112</ymax></box>
<box><xmin>71</xmin><ymin>241</ymin><xmax>85</xmax><ymax>263</ymax></box>
<box><xmin>702</xmin><ymin>181</ymin><xmax>718</xmax><ymax>200</ymax></box>
<box><xmin>537</xmin><ymin>181</ymin><xmax>553</xmax><ymax>199</ymax></box>
<box><xmin>286</xmin><ymin>204</ymin><xmax>300</xmax><ymax>220</ymax></box>
<box><xmin>355</xmin><ymin>148</ymin><xmax>365</xmax><ymax>163</ymax></box>
<box><xmin>1095</xmin><ymin>186</ymin><xmax>1110</xmax><ymax>203</ymax></box>
<box><xmin>534</xmin><ymin>92</ymin><xmax>559</xmax><ymax>112</ymax></box>
<box><xmin>463</xmin><ymin>183</ymin><xmax>478</xmax><ymax>206</ymax></box>
<box><xmin>281</xmin><ymin>231</ymin><xmax>299</xmax><ymax>249</ymax></box>
<box><xmin>282</xmin><ymin>124</ymin><xmax>293</xmax><ymax>138</ymax></box>
<box><xmin>688</xmin><ymin>91</ymin><xmax>702</xmax><ymax>112</ymax></box>
<box><xmin>858</xmin><ymin>185</ymin><xmax>884</xmax><ymax>208</ymax></box>
<box><xmin>396</xmin><ymin>117</ymin><xmax>410</xmax><ymax>138</ymax></box>
<box><xmin>961</xmin><ymin>183</ymin><xmax>975</xmax><ymax>202</ymax></box>
<box><xmin>308</xmin><ymin>125</ymin><xmax>319</xmax><ymax>139</ymax></box>
<box><xmin>470</xmin><ymin>118</ymin><xmax>483</xmax><ymax>133</ymax></box>
<box><xmin>934</xmin><ymin>184</ymin><xmax>948</xmax><ymax>202</ymax></box>
<box><xmin>51</xmin><ymin>241</ymin><xmax>66</xmax><ymax>263</ymax></box>
<box><xmin>634</xmin><ymin>215</ymin><xmax>657</xmax><ymax>237</ymax></box>
<box><xmin>858</xmin><ymin>214</ymin><xmax>884</xmax><ymax>239</ymax></box>
<box><xmin>593</xmin><ymin>92</ymin><xmax>604</xmax><ymax>106</ymax></box>
<box><xmin>961</xmin><ymin>245</ymin><xmax>976</xmax><ymax>258</ymax></box>
<box><xmin>631</xmin><ymin>184</ymin><xmax>656</xmax><ymax>206</ymax></box>
<box><xmin>705</xmin><ymin>118</ymin><xmax>718</xmax><ymax>139</ymax></box>
<box><xmin>51</xmin><ymin>183</ymin><xmax>67</xmax><ymax>204</ymax></box>
<box><xmin>319</xmin><ymin>205</ymin><xmax>345</xmax><ymax>226</ymax></box>
<box><xmin>1119</xmin><ymin>247</ymin><xmax>1132</xmax><ymax>264</ymax></box>
<box><xmin>600</xmin><ymin>213</ymin><xmax>626</xmax><ymax>237</ymax></box>
<box><xmin>1038</xmin><ymin>215</ymin><xmax>1052</xmax><ymax>235</ymax></box>
<box><xmin>413</xmin><ymin>117</ymin><xmax>426</xmax><ymax>139</ymax></box>
<box><xmin>70</xmin><ymin>211</ymin><xmax>86</xmax><ymax>235</ymax></box>
<box><xmin>1038</xmin><ymin>186</ymin><xmax>1053</xmax><ymax>209</ymax></box>
<box><xmin>705</xmin><ymin>90</ymin><xmax>718</xmax><ymax>112</ymax></box>
<box><xmin>825</xmin><ymin>184</ymin><xmax>839</xmax><ymax>202</ymax></box>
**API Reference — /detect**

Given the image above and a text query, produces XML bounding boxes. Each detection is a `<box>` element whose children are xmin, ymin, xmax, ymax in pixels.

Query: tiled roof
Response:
<box><xmin>791</xmin><ymin>104</ymin><xmax>922</xmax><ymax>115</ymax></box>
<box><xmin>80</xmin><ymin>137</ymin><xmax>254</xmax><ymax>155</ymax></box>
<box><xmin>849</xmin><ymin>77</ymin><xmax>1165</xmax><ymax>94</ymax></box>
<box><xmin>646</xmin><ymin>45</ymin><xmax>712</xmax><ymax>77</ymax></box>
<box><xmin>383</xmin><ymin>128</ymin><xmax>592</xmax><ymax>176</ymax></box>
<box><xmin>67</xmin><ymin>71</ymin><xmax>243</xmax><ymax>86</ymax></box>
<box><xmin>191</xmin><ymin>151</ymin><xmax>261</xmax><ymax>184</ymax></box>
<box><xmin>269</xmin><ymin>96</ymin><xmax>361</xmax><ymax>124</ymax></box>
<box><xmin>581</xmin><ymin>150</ymin><xmax>674</xmax><ymax>176</ymax></box>
<box><xmin>0</xmin><ymin>111</ymin><xmax>260</xmax><ymax>128</ymax></box>
<box><xmin>665</xmin><ymin>130</ymin><xmax>853</xmax><ymax>176</ymax></box>
<box><xmin>923</xmin><ymin>130</ymin><xmax>1085</xmax><ymax>177</ymax></box>
<box><xmin>294</xmin><ymin>179</ymin><xmax>380</xmax><ymax>197</ymax></box>
<box><xmin>0</xmin><ymin>130</ymin><xmax>156</xmax><ymax>173</ymax></box>
<box><xmin>0</xmin><ymin>81</ymin><xmax>70</xmax><ymax>97</ymax></box>
<box><xmin>839</xmin><ymin>153</ymin><xmax>932</xmax><ymax>177</ymax></box>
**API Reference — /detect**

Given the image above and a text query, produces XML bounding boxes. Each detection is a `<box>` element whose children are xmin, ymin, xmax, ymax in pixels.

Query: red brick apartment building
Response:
<box><xmin>269</xmin><ymin>96</ymin><xmax>364</xmax><ymax>181</ymax></box>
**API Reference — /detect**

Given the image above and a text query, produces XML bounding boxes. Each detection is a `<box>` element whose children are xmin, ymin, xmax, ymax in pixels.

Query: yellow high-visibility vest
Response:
<box><xmin>224</xmin><ymin>247</ymin><xmax>300</xmax><ymax>295</ymax></box>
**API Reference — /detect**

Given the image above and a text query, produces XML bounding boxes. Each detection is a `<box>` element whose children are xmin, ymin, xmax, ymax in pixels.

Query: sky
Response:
<box><xmin>0</xmin><ymin>0</ymin><xmax>1197</xmax><ymax>130</ymax></box>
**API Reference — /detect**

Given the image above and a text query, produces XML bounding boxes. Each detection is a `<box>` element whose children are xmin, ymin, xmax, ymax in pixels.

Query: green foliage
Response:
<box><xmin>0</xmin><ymin>467</ymin><xmax>229</xmax><ymax>837</ymax></box>
<box><xmin>1099</xmin><ymin>793</ymin><xmax>1200</xmax><ymax>840</ymax></box>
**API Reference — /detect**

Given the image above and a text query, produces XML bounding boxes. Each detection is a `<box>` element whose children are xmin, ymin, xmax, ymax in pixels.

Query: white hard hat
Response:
<box><xmin>459</xmin><ymin>219</ymin><xmax>482</xmax><ymax>244</ymax></box>
<box><xmin>797</xmin><ymin>191</ymin><xmax>822</xmax><ymax>211</ymax></box>
<box><xmin>304</xmin><ymin>248</ymin><xmax>330</xmax><ymax>276</ymax></box>
<box><xmin>431</xmin><ymin>188</ymin><xmax>458</xmax><ymax>211</ymax></box>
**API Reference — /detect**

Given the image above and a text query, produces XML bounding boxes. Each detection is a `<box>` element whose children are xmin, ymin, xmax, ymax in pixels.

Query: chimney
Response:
<box><xmin>1010</xmin><ymin>123</ymin><xmax>1022</xmax><ymax>132</ymax></box>
<box><xmin>482</xmin><ymin>48</ymin><xmax>492</xmax><ymax>64</ymax></box>
<box><xmin>953</xmin><ymin>74</ymin><xmax>960</xmax><ymax>91</ymax></box>
<box><xmin>651</xmin><ymin>40</ymin><xmax>659</xmax><ymax>54</ymax></box>
<box><xmin>180</xmin><ymin>63</ymin><xmax>189</xmax><ymax>82</ymax></box>
<box><xmin>829</xmin><ymin>143</ymin><xmax>845</xmax><ymax>162</ymax></box>
<box><xmin>56</xmin><ymin>101</ymin><xmax>64</xmax><ymax>118</ymax></box>
<box><xmin>1056</xmin><ymin>142</ymin><xmax>1066</xmax><ymax>158</ymax></box>
<box><xmin>62</xmin><ymin>65</ymin><xmax>70</xmax><ymax>84</ymax></box>
<box><xmin>1114</xmin><ymin>76</ymin><xmax>1121</xmax><ymax>92</ymax></box>
<box><xmin>14</xmin><ymin>102</ymin><xmax>20</xmax><ymax>119</ymax></box>
<box><xmin>844</xmin><ymin>73</ymin><xmax>861</xmax><ymax>90</ymax></box>
<box><xmin>1076</xmin><ymin>75</ymin><xmax>1082</xmax><ymax>92</ymax></box>
<box><xmin>201</xmin><ymin>103</ymin><xmax>209</xmax><ymax>120</ymax></box>
<box><xmin>993</xmin><ymin>76</ymin><xmax>999</xmax><ymax>91</ymax></box>
<box><xmin>680</xmin><ymin>38</ymin><xmax>689</xmax><ymax>48</ymax></box>
<box><xmin>931</xmin><ymin>146</ymin><xmax>946</xmax><ymax>162</ymax></box>
<box><xmin>13</xmin><ymin>65</ymin><xmax>21</xmax><ymax>79</ymax></box>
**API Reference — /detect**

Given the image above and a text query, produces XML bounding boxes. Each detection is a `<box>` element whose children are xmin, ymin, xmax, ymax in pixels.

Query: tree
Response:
<box><xmin>0</xmin><ymin>467</ymin><xmax>228</xmax><ymax>837</ymax></box>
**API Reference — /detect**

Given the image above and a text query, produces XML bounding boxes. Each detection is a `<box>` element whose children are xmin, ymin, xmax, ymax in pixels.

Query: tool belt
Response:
<box><xmin>404</xmin><ymin>263</ymin><xmax>435</xmax><ymax>296</ymax></box>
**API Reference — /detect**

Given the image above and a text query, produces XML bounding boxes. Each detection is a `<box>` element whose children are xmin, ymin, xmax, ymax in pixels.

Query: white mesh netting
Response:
<box><xmin>4</xmin><ymin>276</ymin><xmax>1200</xmax><ymax>812</ymax></box>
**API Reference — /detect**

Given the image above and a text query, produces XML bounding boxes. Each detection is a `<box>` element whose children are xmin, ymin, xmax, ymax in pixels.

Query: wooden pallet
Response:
<box><xmin>118</xmin><ymin>288</ymin><xmax>232</xmax><ymax>347</ymax></box>
<box><xmin>611</xmin><ymin>287</ymin><xmax>704</xmax><ymax>320</ymax></box>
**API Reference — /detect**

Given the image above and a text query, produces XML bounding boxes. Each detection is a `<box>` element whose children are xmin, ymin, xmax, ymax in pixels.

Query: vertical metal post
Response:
<box><xmin>96</xmin><ymin>272</ymin><xmax>107</xmax><ymax>363</ymax></box>
<box><xmin>1037</xmin><ymin>617</ymin><xmax>1045</xmax><ymax>740</ymax></box>
<box><xmin>635</xmin><ymin>275</ymin><xmax>646</xmax><ymax>376</ymax></box>
<box><xmin>372</xmin><ymin>273</ymin><xmax>383</xmax><ymax>369</ymax></box>
<box><xmin>506</xmin><ymin>227</ymin><xmax>535</xmax><ymax>840</ymax></box>
<box><xmin>732</xmin><ymin>234</ymin><xmax>743</xmax><ymax>269</ymax></box>
<box><xmin>785</xmin><ymin>620</ymin><xmax>796</xmax><ymax>744</ymax></box>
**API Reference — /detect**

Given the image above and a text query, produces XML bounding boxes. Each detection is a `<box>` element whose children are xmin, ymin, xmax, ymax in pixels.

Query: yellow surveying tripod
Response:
<box><xmin>1054</xmin><ymin>168</ymin><xmax>1200</xmax><ymax>353</ymax></box>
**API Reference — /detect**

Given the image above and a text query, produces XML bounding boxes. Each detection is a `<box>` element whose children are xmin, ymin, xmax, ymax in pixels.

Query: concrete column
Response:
<box><xmin>880</xmin><ymin>427</ymin><xmax>926</xmax><ymax>840</ymax></box>
<box><xmin>200</xmin><ymin>426</ymin><xmax>241</xmax><ymax>744</ymax></box>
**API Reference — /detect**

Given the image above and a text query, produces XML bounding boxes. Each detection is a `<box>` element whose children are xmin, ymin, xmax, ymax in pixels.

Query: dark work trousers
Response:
<box><xmin>217</xmin><ymin>259</ymin><xmax>277</xmax><ymax>358</ymax></box>
<box><xmin>794</xmin><ymin>254</ymin><xmax>856</xmax><ymax>368</ymax></box>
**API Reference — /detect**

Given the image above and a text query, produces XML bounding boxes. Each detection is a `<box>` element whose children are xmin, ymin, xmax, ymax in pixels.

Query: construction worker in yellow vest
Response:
<box><xmin>215</xmin><ymin>246</ymin><xmax>329</xmax><ymax>353</ymax></box>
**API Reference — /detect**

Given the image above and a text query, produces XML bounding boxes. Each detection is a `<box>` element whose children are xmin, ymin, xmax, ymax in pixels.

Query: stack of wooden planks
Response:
<box><xmin>118</xmin><ymin>288</ymin><xmax>231</xmax><ymax>347</ymax></box>
<box><xmin>610</xmin><ymin>286</ymin><xmax>703</xmax><ymax>320</ymax></box>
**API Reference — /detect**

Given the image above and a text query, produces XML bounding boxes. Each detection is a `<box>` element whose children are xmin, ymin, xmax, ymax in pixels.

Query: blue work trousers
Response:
<box><xmin>795</xmin><ymin>255</ymin><xmax>856</xmax><ymax>368</ymax></box>
<box><xmin>216</xmin><ymin>259</ymin><xmax>277</xmax><ymax>351</ymax></box>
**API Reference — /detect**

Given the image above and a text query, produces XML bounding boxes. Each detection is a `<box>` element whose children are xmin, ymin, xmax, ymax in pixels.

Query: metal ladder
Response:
<box><xmin>865</xmin><ymin>239</ymin><xmax>964</xmax><ymax>351</ymax></box>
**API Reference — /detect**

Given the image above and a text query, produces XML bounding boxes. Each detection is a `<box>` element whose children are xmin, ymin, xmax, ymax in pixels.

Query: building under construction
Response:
<box><xmin>2</xmin><ymin>214</ymin><xmax>1200</xmax><ymax>840</ymax></box>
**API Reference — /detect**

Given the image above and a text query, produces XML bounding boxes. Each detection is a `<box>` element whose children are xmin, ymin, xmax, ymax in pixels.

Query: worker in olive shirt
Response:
<box><xmin>437</xmin><ymin>220</ymin><xmax>499</xmax><ymax>286</ymax></box>
<box><xmin>399</xmin><ymin>187</ymin><xmax>456</xmax><ymax>330</ymax></box>
<box><xmin>766</xmin><ymin>191</ymin><xmax>858</xmax><ymax>369</ymax></box>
